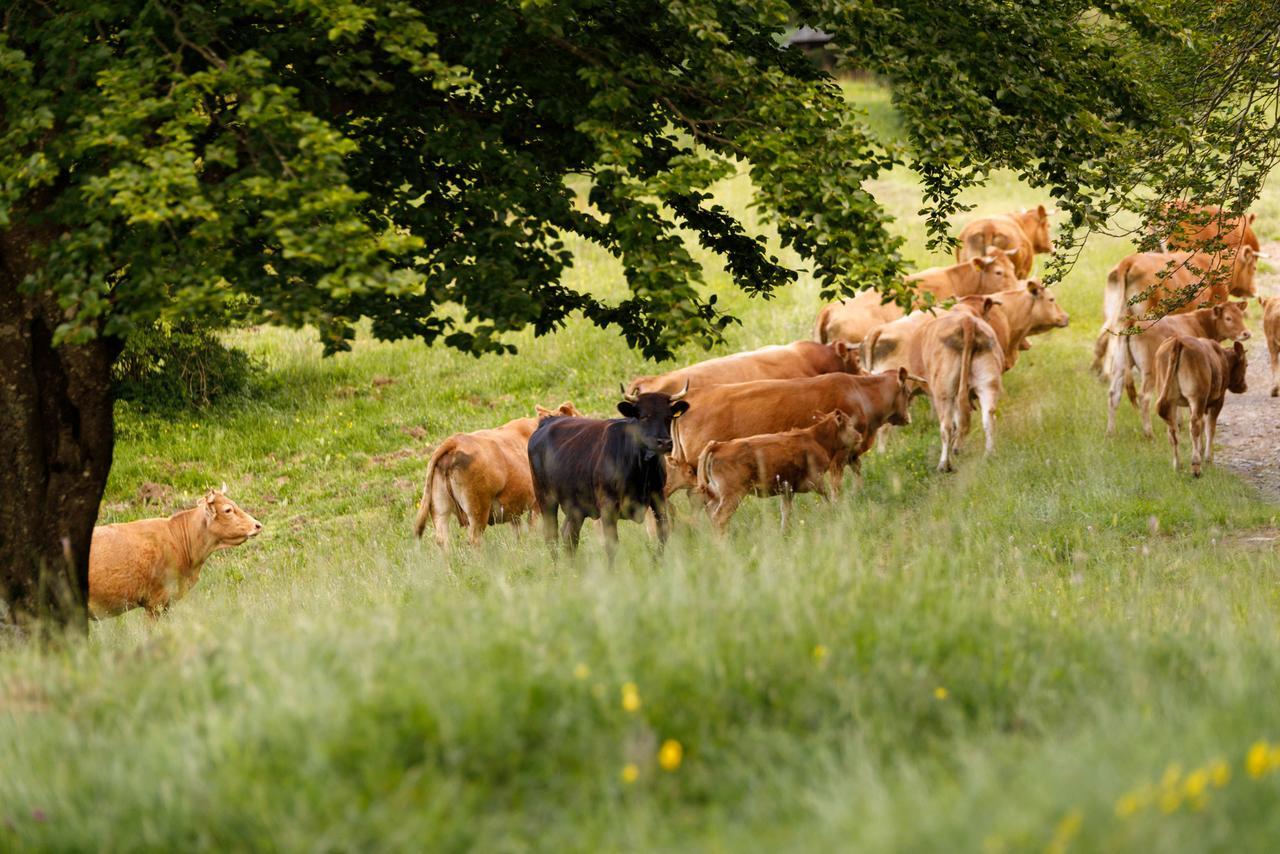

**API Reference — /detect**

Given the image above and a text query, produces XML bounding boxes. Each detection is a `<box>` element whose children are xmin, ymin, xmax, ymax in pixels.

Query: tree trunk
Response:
<box><xmin>0</xmin><ymin>228</ymin><xmax>117</xmax><ymax>634</ymax></box>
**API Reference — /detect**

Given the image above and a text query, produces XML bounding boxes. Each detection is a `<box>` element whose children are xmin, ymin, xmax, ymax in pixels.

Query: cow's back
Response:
<box><xmin>816</xmin><ymin>293</ymin><xmax>905</xmax><ymax>344</ymax></box>
<box><xmin>957</xmin><ymin>216</ymin><xmax>1031</xmax><ymax>277</ymax></box>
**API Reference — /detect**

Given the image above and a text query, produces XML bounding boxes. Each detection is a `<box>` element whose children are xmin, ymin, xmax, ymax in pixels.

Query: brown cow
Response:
<box><xmin>628</xmin><ymin>340</ymin><xmax>860</xmax><ymax>396</ymax></box>
<box><xmin>1263</xmin><ymin>296</ymin><xmax>1280</xmax><ymax>397</ymax></box>
<box><xmin>957</xmin><ymin>206</ymin><xmax>1054</xmax><ymax>279</ymax></box>
<box><xmin>979</xmin><ymin>281</ymin><xmax>1070</xmax><ymax>370</ymax></box>
<box><xmin>1154</xmin><ymin>337</ymin><xmax>1248</xmax><ymax>476</ymax></box>
<box><xmin>1093</xmin><ymin>249</ymin><xmax>1260</xmax><ymax>374</ymax></box>
<box><xmin>1104</xmin><ymin>302</ymin><xmax>1250</xmax><ymax>437</ymax></box>
<box><xmin>1161</xmin><ymin>202</ymin><xmax>1260</xmax><ymax>253</ymax></box>
<box><xmin>667</xmin><ymin>369</ymin><xmax>920</xmax><ymax>494</ymax></box>
<box><xmin>696</xmin><ymin>411</ymin><xmax>863</xmax><ymax>533</ymax></box>
<box><xmin>865</xmin><ymin>304</ymin><xmax>1004</xmax><ymax>471</ymax></box>
<box><xmin>89</xmin><ymin>487</ymin><xmax>262</xmax><ymax>619</ymax></box>
<box><xmin>414</xmin><ymin>402</ymin><xmax>582</xmax><ymax>547</ymax></box>
<box><xmin>908</xmin><ymin>248</ymin><xmax>1019</xmax><ymax>300</ymax></box>
<box><xmin>813</xmin><ymin>291</ymin><xmax>906</xmax><ymax>345</ymax></box>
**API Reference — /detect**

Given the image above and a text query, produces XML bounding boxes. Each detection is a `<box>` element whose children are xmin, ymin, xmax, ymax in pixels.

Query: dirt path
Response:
<box><xmin>1213</xmin><ymin>244</ymin><xmax>1280</xmax><ymax>502</ymax></box>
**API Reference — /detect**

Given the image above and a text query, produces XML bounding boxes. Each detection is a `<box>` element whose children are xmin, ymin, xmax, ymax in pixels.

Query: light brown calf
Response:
<box><xmin>1262</xmin><ymin>296</ymin><xmax>1280</xmax><ymax>397</ymax></box>
<box><xmin>89</xmin><ymin>488</ymin><xmax>262</xmax><ymax>619</ymax></box>
<box><xmin>1154</xmin><ymin>337</ymin><xmax>1248</xmax><ymax>476</ymax></box>
<box><xmin>696</xmin><ymin>411</ymin><xmax>863</xmax><ymax>533</ymax></box>
<box><xmin>666</xmin><ymin>369</ymin><xmax>920</xmax><ymax>494</ymax></box>
<box><xmin>628</xmin><ymin>340</ymin><xmax>859</xmax><ymax>396</ymax></box>
<box><xmin>956</xmin><ymin>206</ymin><xmax>1054</xmax><ymax>279</ymax></box>
<box><xmin>907</xmin><ymin>248</ymin><xmax>1018</xmax><ymax>300</ymax></box>
<box><xmin>984</xmin><ymin>280</ymin><xmax>1070</xmax><ymax>369</ymax></box>
<box><xmin>1105</xmin><ymin>302</ymin><xmax>1250</xmax><ymax>437</ymax></box>
<box><xmin>414</xmin><ymin>402</ymin><xmax>581</xmax><ymax>547</ymax></box>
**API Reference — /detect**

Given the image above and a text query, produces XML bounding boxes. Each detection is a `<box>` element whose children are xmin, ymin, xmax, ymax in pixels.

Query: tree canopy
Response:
<box><xmin>2</xmin><ymin>0</ymin><xmax>1278</xmax><ymax>625</ymax></box>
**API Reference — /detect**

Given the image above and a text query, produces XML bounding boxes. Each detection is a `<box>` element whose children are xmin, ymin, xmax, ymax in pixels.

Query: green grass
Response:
<box><xmin>5</xmin><ymin>82</ymin><xmax>1280</xmax><ymax>851</ymax></box>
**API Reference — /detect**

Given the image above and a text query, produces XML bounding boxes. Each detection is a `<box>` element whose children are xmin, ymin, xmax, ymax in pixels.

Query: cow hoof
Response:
<box><xmin>1272</xmin><ymin>387</ymin><xmax>1279</xmax><ymax>398</ymax></box>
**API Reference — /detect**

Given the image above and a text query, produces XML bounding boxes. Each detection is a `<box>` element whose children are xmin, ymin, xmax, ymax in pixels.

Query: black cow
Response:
<box><xmin>528</xmin><ymin>383</ymin><xmax>690</xmax><ymax>557</ymax></box>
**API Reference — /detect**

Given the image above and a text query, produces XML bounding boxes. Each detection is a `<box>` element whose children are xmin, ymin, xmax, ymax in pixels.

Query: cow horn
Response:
<box><xmin>669</xmin><ymin>380</ymin><xmax>689</xmax><ymax>402</ymax></box>
<box><xmin>1002</xmin><ymin>247</ymin><xmax>1018</xmax><ymax>256</ymax></box>
<box><xmin>1254</xmin><ymin>251</ymin><xmax>1271</xmax><ymax>259</ymax></box>
<box><xmin>220</xmin><ymin>481</ymin><xmax>228</xmax><ymax>494</ymax></box>
<box><xmin>620</xmin><ymin>383</ymin><xmax>639</xmax><ymax>403</ymax></box>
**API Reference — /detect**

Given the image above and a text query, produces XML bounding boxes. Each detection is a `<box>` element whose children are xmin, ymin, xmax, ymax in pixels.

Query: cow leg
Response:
<box><xmin>875</xmin><ymin>424</ymin><xmax>893</xmax><ymax>454</ymax></box>
<box><xmin>709</xmin><ymin>492</ymin><xmax>741</xmax><ymax>535</ymax></box>
<box><xmin>1166</xmin><ymin>407</ymin><xmax>1181</xmax><ymax>471</ymax></box>
<box><xmin>600</xmin><ymin>507</ymin><xmax>620</xmax><ymax>564</ymax></box>
<box><xmin>431</xmin><ymin>506</ymin><xmax>451</xmax><ymax>549</ymax></box>
<box><xmin>1106</xmin><ymin>365</ymin><xmax>1126</xmax><ymax>436</ymax></box>
<box><xmin>650</xmin><ymin>498</ymin><xmax>673</xmax><ymax>551</ymax></box>
<box><xmin>1189</xmin><ymin>406</ymin><xmax>1205</xmax><ymax>478</ymax></box>
<box><xmin>541</xmin><ymin>501</ymin><xmax>560</xmax><ymax>550</ymax></box>
<box><xmin>560</xmin><ymin>511</ymin><xmax>585</xmax><ymax>553</ymax></box>
<box><xmin>976</xmin><ymin>383</ymin><xmax>999</xmax><ymax>456</ymax></box>
<box><xmin>936</xmin><ymin>399</ymin><xmax>956</xmax><ymax>473</ymax></box>
<box><xmin>779</xmin><ymin>489</ymin><xmax>793</xmax><ymax>531</ymax></box>
<box><xmin>1270</xmin><ymin>344</ymin><xmax>1280</xmax><ymax>397</ymax></box>
<box><xmin>1138</xmin><ymin>372</ymin><xmax>1155</xmax><ymax>439</ymax></box>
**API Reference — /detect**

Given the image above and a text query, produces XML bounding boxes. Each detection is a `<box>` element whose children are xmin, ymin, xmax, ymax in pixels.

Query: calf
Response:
<box><xmin>413</xmin><ymin>402</ymin><xmax>581</xmax><ymax>547</ymax></box>
<box><xmin>628</xmin><ymin>340</ymin><xmax>859</xmax><ymax>396</ymax></box>
<box><xmin>1154</xmin><ymin>338</ymin><xmax>1248</xmax><ymax>476</ymax></box>
<box><xmin>956</xmin><ymin>206</ymin><xmax>1054</xmax><ymax>279</ymax></box>
<box><xmin>1104</xmin><ymin>302</ymin><xmax>1250</xmax><ymax>437</ymax></box>
<box><xmin>528</xmin><ymin>384</ymin><xmax>689</xmax><ymax>557</ymax></box>
<box><xmin>89</xmin><ymin>487</ymin><xmax>262</xmax><ymax>619</ymax></box>
<box><xmin>1262</xmin><ymin>296</ymin><xmax>1280</xmax><ymax>397</ymax></box>
<box><xmin>696</xmin><ymin>411</ymin><xmax>862</xmax><ymax>533</ymax></box>
<box><xmin>985</xmin><ymin>280</ymin><xmax>1070</xmax><ymax>369</ymax></box>
<box><xmin>907</xmin><ymin>248</ymin><xmax>1018</xmax><ymax>300</ymax></box>
<box><xmin>666</xmin><ymin>369</ymin><xmax>920</xmax><ymax>495</ymax></box>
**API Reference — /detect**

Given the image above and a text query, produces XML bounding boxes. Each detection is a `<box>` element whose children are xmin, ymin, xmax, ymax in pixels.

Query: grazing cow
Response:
<box><xmin>696</xmin><ymin>411</ymin><xmax>863</xmax><ymax>533</ymax></box>
<box><xmin>1161</xmin><ymin>202</ymin><xmax>1260</xmax><ymax>253</ymax></box>
<box><xmin>1105</xmin><ymin>302</ymin><xmax>1250</xmax><ymax>437</ymax></box>
<box><xmin>666</xmin><ymin>369</ymin><xmax>920</xmax><ymax>494</ymax></box>
<box><xmin>88</xmin><ymin>487</ymin><xmax>262</xmax><ymax>619</ymax></box>
<box><xmin>1154</xmin><ymin>338</ymin><xmax>1248</xmax><ymax>476</ymax></box>
<box><xmin>413</xmin><ymin>402</ymin><xmax>582</xmax><ymax>547</ymax></box>
<box><xmin>528</xmin><ymin>384</ymin><xmax>689</xmax><ymax>557</ymax></box>
<box><xmin>813</xmin><ymin>291</ymin><xmax>907</xmax><ymax>345</ymax></box>
<box><xmin>956</xmin><ymin>206</ymin><xmax>1054</xmax><ymax>278</ymax></box>
<box><xmin>1263</xmin><ymin>296</ymin><xmax>1280</xmax><ymax>397</ymax></box>
<box><xmin>628</xmin><ymin>340</ymin><xmax>859</xmax><ymax>396</ymax></box>
<box><xmin>1092</xmin><ymin>249</ymin><xmax>1261</xmax><ymax>374</ymax></box>
<box><xmin>907</xmin><ymin>248</ymin><xmax>1019</xmax><ymax>300</ymax></box>
<box><xmin>867</xmin><ymin>305</ymin><xmax>1004</xmax><ymax>472</ymax></box>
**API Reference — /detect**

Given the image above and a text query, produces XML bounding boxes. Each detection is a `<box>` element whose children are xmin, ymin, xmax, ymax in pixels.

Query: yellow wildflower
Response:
<box><xmin>621</xmin><ymin>763</ymin><xmax>639</xmax><ymax>784</ymax></box>
<box><xmin>812</xmin><ymin>644</ymin><xmax>829</xmax><ymax>663</ymax></box>
<box><xmin>934</xmin><ymin>686</ymin><xmax>948</xmax><ymax>701</ymax></box>
<box><xmin>1114</xmin><ymin>793</ymin><xmax>1141</xmax><ymax>818</ymax></box>
<box><xmin>1045</xmin><ymin>808</ymin><xmax>1082</xmax><ymax>854</ymax></box>
<box><xmin>1159</xmin><ymin>789</ymin><xmax>1181</xmax><ymax>814</ymax></box>
<box><xmin>658</xmin><ymin>739</ymin><xmax>683</xmax><ymax>772</ymax></box>
<box><xmin>1209</xmin><ymin>759</ymin><xmax>1230</xmax><ymax>787</ymax></box>
<box><xmin>621</xmin><ymin>682</ymin><xmax>641</xmax><ymax>712</ymax></box>
<box><xmin>1160</xmin><ymin>764</ymin><xmax>1182</xmax><ymax>790</ymax></box>
<box><xmin>573</xmin><ymin>663</ymin><xmax>590</xmax><ymax>680</ymax></box>
<box><xmin>1246</xmin><ymin>741</ymin><xmax>1269</xmax><ymax>778</ymax></box>
<box><xmin>1183</xmin><ymin>769</ymin><xmax>1208</xmax><ymax>799</ymax></box>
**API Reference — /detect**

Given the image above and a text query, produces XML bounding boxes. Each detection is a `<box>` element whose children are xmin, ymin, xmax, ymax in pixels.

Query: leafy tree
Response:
<box><xmin>1</xmin><ymin>0</ymin><xmax>1276</xmax><ymax>629</ymax></box>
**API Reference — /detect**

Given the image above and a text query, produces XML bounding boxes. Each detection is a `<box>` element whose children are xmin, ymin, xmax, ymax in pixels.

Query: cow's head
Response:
<box><xmin>1226</xmin><ymin>340</ymin><xmax>1249</xmax><ymax>394</ymax></box>
<box><xmin>1024</xmin><ymin>280</ymin><xmax>1070</xmax><ymax>332</ymax></box>
<box><xmin>970</xmin><ymin>247</ymin><xmax>1017</xmax><ymax>292</ymax></box>
<box><xmin>830</xmin><ymin>339</ymin><xmax>862</xmax><ymax>374</ymax></box>
<box><xmin>200</xmin><ymin>486</ymin><xmax>262</xmax><ymax>548</ymax></box>
<box><xmin>1230</xmin><ymin>245</ymin><xmax>1263</xmax><ymax>297</ymax></box>
<box><xmin>1023</xmin><ymin>204</ymin><xmax>1053</xmax><ymax>254</ymax></box>
<box><xmin>829</xmin><ymin>410</ymin><xmax>863</xmax><ymax>451</ymax></box>
<box><xmin>887</xmin><ymin>367</ymin><xmax>925</xmax><ymax>426</ymax></box>
<box><xmin>535</xmin><ymin>401</ymin><xmax>582</xmax><ymax>419</ymax></box>
<box><xmin>1209</xmin><ymin>301</ymin><xmax>1250</xmax><ymax>341</ymax></box>
<box><xmin>617</xmin><ymin>382</ymin><xmax>690</xmax><ymax>456</ymax></box>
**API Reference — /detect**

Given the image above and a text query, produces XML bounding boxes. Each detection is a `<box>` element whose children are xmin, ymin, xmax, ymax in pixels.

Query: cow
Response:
<box><xmin>1263</xmin><ymin>296</ymin><xmax>1280</xmax><ymax>397</ymax></box>
<box><xmin>527</xmin><ymin>384</ymin><xmax>689</xmax><ymax>558</ymax></box>
<box><xmin>88</xmin><ymin>487</ymin><xmax>262</xmax><ymax>619</ymax></box>
<box><xmin>1104</xmin><ymin>301</ymin><xmax>1250</xmax><ymax>437</ymax></box>
<box><xmin>1154</xmin><ymin>338</ymin><xmax>1248</xmax><ymax>476</ymax></box>
<box><xmin>813</xmin><ymin>291</ymin><xmax>907</xmax><ymax>345</ymax></box>
<box><xmin>1160</xmin><ymin>202</ymin><xmax>1260</xmax><ymax>253</ymax></box>
<box><xmin>413</xmin><ymin>402</ymin><xmax>582</xmax><ymax>547</ymax></box>
<box><xmin>865</xmin><ymin>304</ymin><xmax>1004</xmax><ymax>472</ymax></box>
<box><xmin>628</xmin><ymin>340</ymin><xmax>859</xmax><ymax>396</ymax></box>
<box><xmin>907</xmin><ymin>247</ymin><xmax>1019</xmax><ymax>300</ymax></box>
<box><xmin>695</xmin><ymin>411</ymin><xmax>863</xmax><ymax>533</ymax></box>
<box><xmin>1092</xmin><ymin>248</ymin><xmax>1261</xmax><ymax>375</ymax></box>
<box><xmin>973</xmin><ymin>281</ymin><xmax>1070</xmax><ymax>370</ymax></box>
<box><xmin>666</xmin><ymin>369</ymin><xmax>921</xmax><ymax>495</ymax></box>
<box><xmin>956</xmin><ymin>206</ymin><xmax>1054</xmax><ymax>279</ymax></box>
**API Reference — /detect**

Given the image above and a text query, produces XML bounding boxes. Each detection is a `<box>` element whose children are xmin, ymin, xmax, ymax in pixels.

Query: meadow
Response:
<box><xmin>3</xmin><ymin>82</ymin><xmax>1280</xmax><ymax>851</ymax></box>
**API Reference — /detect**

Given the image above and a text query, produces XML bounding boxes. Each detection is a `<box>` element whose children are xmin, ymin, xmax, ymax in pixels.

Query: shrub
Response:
<box><xmin>112</xmin><ymin>320</ymin><xmax>258</xmax><ymax>409</ymax></box>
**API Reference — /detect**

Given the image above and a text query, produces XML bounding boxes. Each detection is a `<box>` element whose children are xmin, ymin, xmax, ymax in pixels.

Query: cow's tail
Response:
<box><xmin>1155</xmin><ymin>338</ymin><xmax>1184</xmax><ymax>423</ymax></box>
<box><xmin>863</xmin><ymin>327</ymin><xmax>882</xmax><ymax>371</ymax></box>
<box><xmin>955</xmin><ymin>316</ymin><xmax>976</xmax><ymax>435</ymax></box>
<box><xmin>413</xmin><ymin>439</ymin><xmax>456</xmax><ymax>539</ymax></box>
<box><xmin>813</xmin><ymin>304</ymin><xmax>831</xmax><ymax>343</ymax></box>
<box><xmin>1103</xmin><ymin>257</ymin><xmax>1134</xmax><ymax>331</ymax></box>
<box><xmin>696</xmin><ymin>442</ymin><xmax>719</xmax><ymax>502</ymax></box>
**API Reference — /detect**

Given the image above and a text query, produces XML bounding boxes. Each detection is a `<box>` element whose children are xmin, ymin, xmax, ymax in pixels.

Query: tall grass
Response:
<box><xmin>3</xmin><ymin>80</ymin><xmax>1279</xmax><ymax>851</ymax></box>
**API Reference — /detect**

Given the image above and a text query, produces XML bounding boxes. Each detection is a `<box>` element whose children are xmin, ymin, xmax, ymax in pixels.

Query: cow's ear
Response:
<box><xmin>970</xmin><ymin>257</ymin><xmax>986</xmax><ymax>271</ymax></box>
<box><xmin>1026</xmin><ymin>280</ymin><xmax>1042</xmax><ymax>297</ymax></box>
<box><xmin>1037</xmin><ymin>204</ymin><xmax>1048</xmax><ymax>219</ymax></box>
<box><xmin>1213</xmin><ymin>304</ymin><xmax>1225</xmax><ymax>317</ymax></box>
<box><xmin>1234</xmin><ymin>340</ymin><xmax>1246</xmax><ymax>356</ymax></box>
<box><xmin>535</xmin><ymin>404</ymin><xmax>552</xmax><ymax>417</ymax></box>
<box><xmin>670</xmin><ymin>401</ymin><xmax>690</xmax><ymax>419</ymax></box>
<box><xmin>897</xmin><ymin>366</ymin><xmax>909</xmax><ymax>384</ymax></box>
<box><xmin>1248</xmin><ymin>213</ymin><xmax>1257</xmax><ymax>225</ymax></box>
<box><xmin>617</xmin><ymin>401</ymin><xmax>640</xmax><ymax>419</ymax></box>
<box><xmin>1234</xmin><ymin>300</ymin><xmax>1248</xmax><ymax>312</ymax></box>
<box><xmin>982</xmin><ymin>297</ymin><xmax>997</xmax><ymax>317</ymax></box>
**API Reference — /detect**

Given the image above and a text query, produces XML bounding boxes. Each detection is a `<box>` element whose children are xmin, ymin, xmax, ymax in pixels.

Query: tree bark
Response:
<box><xmin>0</xmin><ymin>227</ymin><xmax>117</xmax><ymax>634</ymax></box>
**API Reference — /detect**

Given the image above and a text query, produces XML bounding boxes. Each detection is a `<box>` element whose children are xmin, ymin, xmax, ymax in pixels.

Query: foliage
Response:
<box><xmin>2</xmin><ymin>1</ymin><xmax>1276</xmax><ymax>363</ymax></box>
<box><xmin>112</xmin><ymin>320</ymin><xmax>259</xmax><ymax>410</ymax></box>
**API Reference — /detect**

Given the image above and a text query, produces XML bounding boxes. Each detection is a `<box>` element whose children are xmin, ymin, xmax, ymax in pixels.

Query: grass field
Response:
<box><xmin>4</xmin><ymin>81</ymin><xmax>1280</xmax><ymax>851</ymax></box>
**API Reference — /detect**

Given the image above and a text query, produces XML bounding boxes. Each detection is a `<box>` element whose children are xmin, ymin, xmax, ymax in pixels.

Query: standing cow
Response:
<box><xmin>528</xmin><ymin>383</ymin><xmax>689</xmax><ymax>558</ymax></box>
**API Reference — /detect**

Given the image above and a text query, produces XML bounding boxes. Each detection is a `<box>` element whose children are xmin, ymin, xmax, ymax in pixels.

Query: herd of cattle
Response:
<box><xmin>84</xmin><ymin>204</ymin><xmax>1280</xmax><ymax>618</ymax></box>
